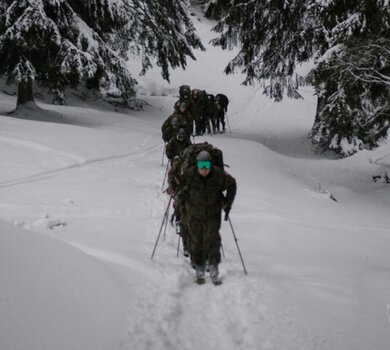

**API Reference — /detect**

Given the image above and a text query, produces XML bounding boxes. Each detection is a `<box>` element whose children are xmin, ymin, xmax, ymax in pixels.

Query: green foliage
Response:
<box><xmin>0</xmin><ymin>0</ymin><xmax>203</xmax><ymax>104</ymax></box>
<box><xmin>310</xmin><ymin>37</ymin><xmax>390</xmax><ymax>155</ymax></box>
<box><xmin>127</xmin><ymin>0</ymin><xmax>204</xmax><ymax>82</ymax></box>
<box><xmin>209</xmin><ymin>0</ymin><xmax>312</xmax><ymax>100</ymax></box>
<box><xmin>204</xmin><ymin>0</ymin><xmax>231</xmax><ymax>20</ymax></box>
<box><xmin>206</xmin><ymin>0</ymin><xmax>390</xmax><ymax>155</ymax></box>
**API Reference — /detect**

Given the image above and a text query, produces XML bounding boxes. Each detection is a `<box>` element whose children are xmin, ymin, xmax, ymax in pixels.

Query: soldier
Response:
<box><xmin>165</xmin><ymin>128</ymin><xmax>192</xmax><ymax>161</ymax></box>
<box><xmin>174</xmin><ymin>100</ymin><xmax>194</xmax><ymax>136</ymax></box>
<box><xmin>179</xmin><ymin>150</ymin><xmax>237</xmax><ymax>285</ymax></box>
<box><xmin>215</xmin><ymin>93</ymin><xmax>229</xmax><ymax>113</ymax></box>
<box><xmin>179</xmin><ymin>85</ymin><xmax>191</xmax><ymax>102</ymax></box>
<box><xmin>204</xmin><ymin>94</ymin><xmax>217</xmax><ymax>134</ymax></box>
<box><xmin>191</xmin><ymin>89</ymin><xmax>206</xmax><ymax>136</ymax></box>
<box><xmin>215</xmin><ymin>93</ymin><xmax>229</xmax><ymax>132</ymax></box>
<box><xmin>161</xmin><ymin>110</ymin><xmax>192</xmax><ymax>143</ymax></box>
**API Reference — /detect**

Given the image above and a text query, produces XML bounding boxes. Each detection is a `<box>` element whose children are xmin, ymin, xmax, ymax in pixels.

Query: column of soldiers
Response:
<box><xmin>160</xmin><ymin>85</ymin><xmax>236</xmax><ymax>285</ymax></box>
<box><xmin>172</xmin><ymin>85</ymin><xmax>229</xmax><ymax>136</ymax></box>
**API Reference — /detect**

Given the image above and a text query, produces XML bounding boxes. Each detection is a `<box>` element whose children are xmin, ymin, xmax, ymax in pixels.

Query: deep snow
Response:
<box><xmin>1</xmin><ymin>4</ymin><xmax>390</xmax><ymax>350</ymax></box>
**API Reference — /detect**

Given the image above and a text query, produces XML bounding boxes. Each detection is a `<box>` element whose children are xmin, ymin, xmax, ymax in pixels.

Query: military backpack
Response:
<box><xmin>182</xmin><ymin>142</ymin><xmax>224</xmax><ymax>170</ymax></box>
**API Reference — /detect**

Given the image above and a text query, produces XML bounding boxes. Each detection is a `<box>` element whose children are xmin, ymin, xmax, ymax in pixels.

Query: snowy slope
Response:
<box><xmin>1</xmin><ymin>3</ymin><xmax>390</xmax><ymax>350</ymax></box>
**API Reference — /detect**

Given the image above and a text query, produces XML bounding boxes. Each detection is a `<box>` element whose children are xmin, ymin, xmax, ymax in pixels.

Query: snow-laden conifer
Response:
<box><xmin>0</xmin><ymin>0</ymin><xmax>203</xmax><ymax>109</ymax></box>
<box><xmin>206</xmin><ymin>0</ymin><xmax>390</xmax><ymax>155</ymax></box>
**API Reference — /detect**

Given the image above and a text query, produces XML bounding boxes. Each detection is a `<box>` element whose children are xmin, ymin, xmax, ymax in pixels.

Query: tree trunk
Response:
<box><xmin>17</xmin><ymin>77</ymin><xmax>34</xmax><ymax>106</ymax></box>
<box><xmin>313</xmin><ymin>95</ymin><xmax>324</xmax><ymax>126</ymax></box>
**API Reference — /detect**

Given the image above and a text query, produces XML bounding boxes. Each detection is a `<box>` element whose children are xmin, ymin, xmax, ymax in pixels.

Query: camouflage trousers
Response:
<box><xmin>186</xmin><ymin>214</ymin><xmax>222</xmax><ymax>266</ymax></box>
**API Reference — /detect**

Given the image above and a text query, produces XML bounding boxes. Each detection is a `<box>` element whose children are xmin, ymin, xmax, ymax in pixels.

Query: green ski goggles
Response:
<box><xmin>197</xmin><ymin>160</ymin><xmax>211</xmax><ymax>169</ymax></box>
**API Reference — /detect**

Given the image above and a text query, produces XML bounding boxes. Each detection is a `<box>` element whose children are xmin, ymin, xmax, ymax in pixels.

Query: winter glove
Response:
<box><xmin>223</xmin><ymin>206</ymin><xmax>231</xmax><ymax>221</ymax></box>
<box><xmin>166</xmin><ymin>186</ymin><xmax>174</xmax><ymax>195</ymax></box>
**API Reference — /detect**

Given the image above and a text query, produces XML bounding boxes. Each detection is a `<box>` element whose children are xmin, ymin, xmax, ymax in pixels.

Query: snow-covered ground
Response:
<box><xmin>1</xmin><ymin>4</ymin><xmax>390</xmax><ymax>350</ymax></box>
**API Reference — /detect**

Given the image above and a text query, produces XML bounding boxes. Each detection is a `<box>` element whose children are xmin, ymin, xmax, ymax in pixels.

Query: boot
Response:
<box><xmin>195</xmin><ymin>264</ymin><xmax>205</xmax><ymax>284</ymax></box>
<box><xmin>175</xmin><ymin>220</ymin><xmax>181</xmax><ymax>235</ymax></box>
<box><xmin>209</xmin><ymin>264</ymin><xmax>222</xmax><ymax>285</ymax></box>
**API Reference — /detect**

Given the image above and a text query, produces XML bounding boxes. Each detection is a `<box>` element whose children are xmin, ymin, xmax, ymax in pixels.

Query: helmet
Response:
<box><xmin>177</xmin><ymin>128</ymin><xmax>187</xmax><ymax>141</ymax></box>
<box><xmin>192</xmin><ymin>89</ymin><xmax>199</xmax><ymax>98</ymax></box>
<box><xmin>207</xmin><ymin>94</ymin><xmax>214</xmax><ymax>102</ymax></box>
<box><xmin>196</xmin><ymin>150</ymin><xmax>212</xmax><ymax>162</ymax></box>
<box><xmin>180</xmin><ymin>85</ymin><xmax>191</xmax><ymax>98</ymax></box>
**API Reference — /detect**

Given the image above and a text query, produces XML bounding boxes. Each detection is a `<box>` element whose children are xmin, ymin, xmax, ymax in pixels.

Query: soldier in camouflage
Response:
<box><xmin>165</xmin><ymin>128</ymin><xmax>192</xmax><ymax>161</ymax></box>
<box><xmin>173</xmin><ymin>100</ymin><xmax>194</xmax><ymax>136</ymax></box>
<box><xmin>191</xmin><ymin>89</ymin><xmax>206</xmax><ymax>136</ymax></box>
<box><xmin>161</xmin><ymin>112</ymin><xmax>191</xmax><ymax>143</ymax></box>
<box><xmin>180</xmin><ymin>150</ymin><xmax>237</xmax><ymax>284</ymax></box>
<box><xmin>204</xmin><ymin>94</ymin><xmax>218</xmax><ymax>134</ymax></box>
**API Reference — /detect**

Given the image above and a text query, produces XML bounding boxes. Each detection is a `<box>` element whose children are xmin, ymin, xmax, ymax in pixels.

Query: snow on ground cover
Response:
<box><xmin>0</xmin><ymin>220</ymin><xmax>134</xmax><ymax>350</ymax></box>
<box><xmin>1</xmin><ymin>2</ymin><xmax>390</xmax><ymax>350</ymax></box>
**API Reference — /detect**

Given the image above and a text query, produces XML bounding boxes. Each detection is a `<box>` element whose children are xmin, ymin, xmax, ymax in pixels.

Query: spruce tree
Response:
<box><xmin>308</xmin><ymin>1</ymin><xmax>390</xmax><ymax>155</ymax></box>
<box><xmin>0</xmin><ymin>0</ymin><xmax>133</xmax><ymax>107</ymax></box>
<box><xmin>208</xmin><ymin>0</ymin><xmax>311</xmax><ymax>100</ymax></box>
<box><xmin>0</xmin><ymin>0</ymin><xmax>203</xmax><ymax>109</ymax></box>
<box><xmin>204</xmin><ymin>0</ymin><xmax>231</xmax><ymax>21</ymax></box>
<box><xmin>207</xmin><ymin>0</ymin><xmax>390</xmax><ymax>155</ymax></box>
<box><xmin>125</xmin><ymin>0</ymin><xmax>204</xmax><ymax>82</ymax></box>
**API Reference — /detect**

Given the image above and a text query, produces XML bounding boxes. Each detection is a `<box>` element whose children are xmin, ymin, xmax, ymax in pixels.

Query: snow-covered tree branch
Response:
<box><xmin>0</xmin><ymin>0</ymin><xmax>203</xmax><ymax>109</ymax></box>
<box><xmin>205</xmin><ymin>0</ymin><xmax>390</xmax><ymax>155</ymax></box>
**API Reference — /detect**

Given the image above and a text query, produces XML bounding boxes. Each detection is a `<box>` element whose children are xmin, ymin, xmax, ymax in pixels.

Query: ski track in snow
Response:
<box><xmin>120</xmin><ymin>164</ymin><xmax>326</xmax><ymax>350</ymax></box>
<box><xmin>0</xmin><ymin>114</ymin><xmax>330</xmax><ymax>350</ymax></box>
<box><xmin>0</xmin><ymin>120</ymin><xmax>328</xmax><ymax>350</ymax></box>
<box><xmin>122</xmin><ymin>247</ymin><xmax>325</xmax><ymax>350</ymax></box>
<box><xmin>0</xmin><ymin>135</ymin><xmax>86</xmax><ymax>163</ymax></box>
<box><xmin>0</xmin><ymin>141</ymin><xmax>163</xmax><ymax>189</ymax></box>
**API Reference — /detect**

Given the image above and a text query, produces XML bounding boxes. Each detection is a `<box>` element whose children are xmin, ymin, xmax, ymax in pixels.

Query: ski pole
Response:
<box><xmin>170</xmin><ymin>212</ymin><xmax>175</xmax><ymax>226</ymax></box>
<box><xmin>162</xmin><ymin>200</ymin><xmax>170</xmax><ymax>241</ymax></box>
<box><xmin>150</xmin><ymin>196</ymin><xmax>172</xmax><ymax>259</ymax></box>
<box><xmin>176</xmin><ymin>236</ymin><xmax>181</xmax><ymax>257</ymax></box>
<box><xmin>220</xmin><ymin>243</ymin><xmax>226</xmax><ymax>259</ymax></box>
<box><xmin>225</xmin><ymin>113</ymin><xmax>232</xmax><ymax>134</ymax></box>
<box><xmin>161</xmin><ymin>161</ymin><xmax>170</xmax><ymax>191</ymax></box>
<box><xmin>228</xmin><ymin>217</ymin><xmax>248</xmax><ymax>275</ymax></box>
<box><xmin>161</xmin><ymin>144</ymin><xmax>166</xmax><ymax>166</ymax></box>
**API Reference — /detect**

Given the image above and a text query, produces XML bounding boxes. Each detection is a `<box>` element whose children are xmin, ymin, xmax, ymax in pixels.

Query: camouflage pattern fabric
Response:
<box><xmin>161</xmin><ymin>113</ymin><xmax>192</xmax><ymax>142</ymax></box>
<box><xmin>180</xmin><ymin>166</ymin><xmax>237</xmax><ymax>266</ymax></box>
<box><xmin>165</xmin><ymin>137</ymin><xmax>192</xmax><ymax>160</ymax></box>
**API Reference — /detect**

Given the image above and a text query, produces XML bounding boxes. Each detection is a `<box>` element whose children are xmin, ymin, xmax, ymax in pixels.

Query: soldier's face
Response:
<box><xmin>197</xmin><ymin>168</ymin><xmax>211</xmax><ymax>177</ymax></box>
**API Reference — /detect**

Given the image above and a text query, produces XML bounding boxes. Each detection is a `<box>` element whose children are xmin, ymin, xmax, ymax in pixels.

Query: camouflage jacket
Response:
<box><xmin>180</xmin><ymin>166</ymin><xmax>237</xmax><ymax>219</ymax></box>
<box><xmin>190</xmin><ymin>96</ymin><xmax>206</xmax><ymax>120</ymax></box>
<box><xmin>204</xmin><ymin>101</ymin><xmax>219</xmax><ymax>121</ymax></box>
<box><xmin>161</xmin><ymin>113</ymin><xmax>192</xmax><ymax>143</ymax></box>
<box><xmin>165</xmin><ymin>137</ymin><xmax>192</xmax><ymax>160</ymax></box>
<box><xmin>167</xmin><ymin>157</ymin><xmax>185</xmax><ymax>195</ymax></box>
